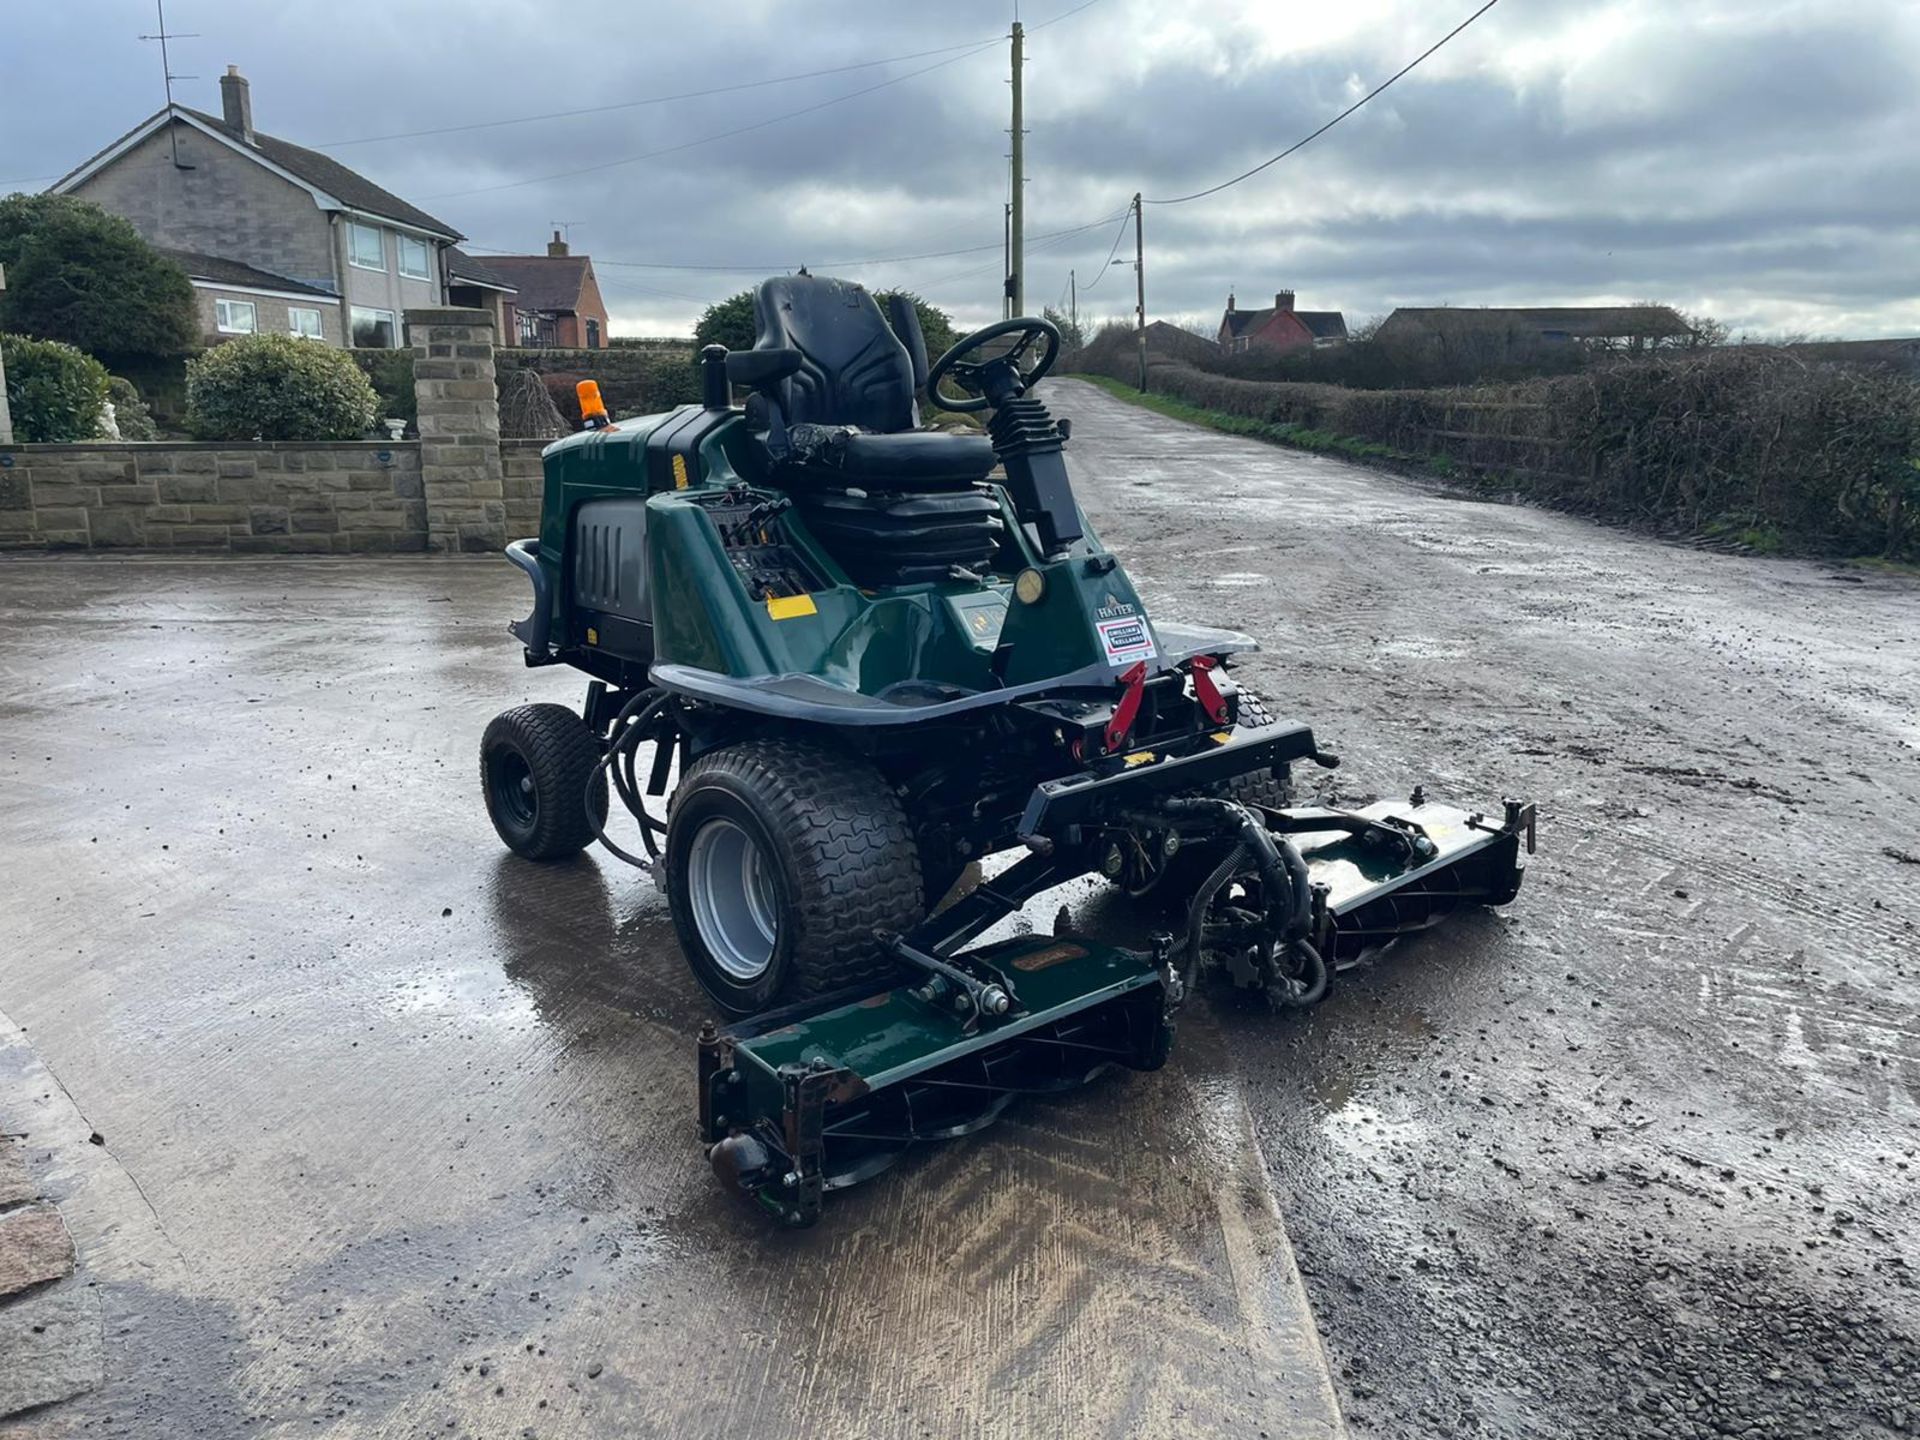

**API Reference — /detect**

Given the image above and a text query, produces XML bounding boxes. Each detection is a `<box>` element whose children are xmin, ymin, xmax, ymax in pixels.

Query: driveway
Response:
<box><xmin>2</xmin><ymin>378</ymin><xmax>1916</xmax><ymax>1438</ymax></box>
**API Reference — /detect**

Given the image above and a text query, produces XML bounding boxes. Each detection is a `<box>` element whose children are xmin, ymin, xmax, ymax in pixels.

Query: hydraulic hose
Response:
<box><xmin>1163</xmin><ymin>796</ymin><xmax>1326</xmax><ymax>1007</ymax></box>
<box><xmin>588</xmin><ymin>688</ymin><xmax>676</xmax><ymax>870</ymax></box>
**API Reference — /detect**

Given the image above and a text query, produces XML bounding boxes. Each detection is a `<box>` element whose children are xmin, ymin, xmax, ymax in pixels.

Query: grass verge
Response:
<box><xmin>1065</xmin><ymin>372</ymin><xmax>1435</xmax><ymax>472</ymax></box>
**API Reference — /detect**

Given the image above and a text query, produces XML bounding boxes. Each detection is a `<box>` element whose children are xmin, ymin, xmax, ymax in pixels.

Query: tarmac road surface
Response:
<box><xmin>0</xmin><ymin>377</ymin><xmax>1915</xmax><ymax>1438</ymax></box>
<box><xmin>1055</xmin><ymin>379</ymin><xmax>1920</xmax><ymax>1438</ymax></box>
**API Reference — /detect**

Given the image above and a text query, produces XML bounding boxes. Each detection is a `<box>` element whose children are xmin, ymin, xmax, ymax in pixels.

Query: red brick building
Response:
<box><xmin>1217</xmin><ymin>290</ymin><xmax>1347</xmax><ymax>355</ymax></box>
<box><xmin>481</xmin><ymin>233</ymin><xmax>612</xmax><ymax>350</ymax></box>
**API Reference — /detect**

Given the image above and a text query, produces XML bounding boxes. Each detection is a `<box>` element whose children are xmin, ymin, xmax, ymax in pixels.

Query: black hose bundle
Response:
<box><xmin>587</xmin><ymin>688</ymin><xmax>677</xmax><ymax>870</ymax></box>
<box><xmin>1166</xmin><ymin>797</ymin><xmax>1327</xmax><ymax>1008</ymax></box>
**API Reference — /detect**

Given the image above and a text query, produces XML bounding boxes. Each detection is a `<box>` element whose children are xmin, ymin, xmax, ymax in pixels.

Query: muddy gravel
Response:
<box><xmin>1056</xmin><ymin>379</ymin><xmax>1920</xmax><ymax>1438</ymax></box>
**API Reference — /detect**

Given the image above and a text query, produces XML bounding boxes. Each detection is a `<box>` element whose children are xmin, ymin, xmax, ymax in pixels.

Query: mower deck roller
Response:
<box><xmin>699</xmin><ymin>788</ymin><xmax>1532</xmax><ymax>1226</ymax></box>
<box><xmin>484</xmin><ymin>273</ymin><xmax>1536</xmax><ymax>1224</ymax></box>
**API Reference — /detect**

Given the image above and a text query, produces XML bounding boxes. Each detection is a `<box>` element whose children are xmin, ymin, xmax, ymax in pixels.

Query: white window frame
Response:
<box><xmin>288</xmin><ymin>307</ymin><xmax>324</xmax><ymax>340</ymax></box>
<box><xmin>350</xmin><ymin>306</ymin><xmax>399</xmax><ymax>349</ymax></box>
<box><xmin>397</xmin><ymin>234</ymin><xmax>431</xmax><ymax>280</ymax></box>
<box><xmin>215</xmin><ymin>298</ymin><xmax>257</xmax><ymax>334</ymax></box>
<box><xmin>348</xmin><ymin>222</ymin><xmax>386</xmax><ymax>271</ymax></box>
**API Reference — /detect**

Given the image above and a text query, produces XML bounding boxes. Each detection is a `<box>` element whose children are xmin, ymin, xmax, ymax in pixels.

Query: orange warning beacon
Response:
<box><xmin>576</xmin><ymin>380</ymin><xmax>611</xmax><ymax>430</ymax></box>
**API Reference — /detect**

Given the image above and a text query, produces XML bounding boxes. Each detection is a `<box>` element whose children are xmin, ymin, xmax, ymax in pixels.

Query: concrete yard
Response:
<box><xmin>2</xmin><ymin>379</ymin><xmax>1917</xmax><ymax>1437</ymax></box>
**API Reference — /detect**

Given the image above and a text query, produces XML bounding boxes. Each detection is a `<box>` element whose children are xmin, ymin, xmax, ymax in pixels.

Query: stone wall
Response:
<box><xmin>410</xmin><ymin>308</ymin><xmax>506</xmax><ymax>553</ymax></box>
<box><xmin>0</xmin><ymin>305</ymin><xmax>556</xmax><ymax>555</ymax></box>
<box><xmin>501</xmin><ymin>440</ymin><xmax>545</xmax><ymax>539</ymax></box>
<box><xmin>0</xmin><ymin>442</ymin><xmax>425</xmax><ymax>551</ymax></box>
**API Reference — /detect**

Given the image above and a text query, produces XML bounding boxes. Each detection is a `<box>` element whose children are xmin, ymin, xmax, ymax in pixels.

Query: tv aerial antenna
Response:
<box><xmin>139</xmin><ymin>0</ymin><xmax>199</xmax><ymax>169</ymax></box>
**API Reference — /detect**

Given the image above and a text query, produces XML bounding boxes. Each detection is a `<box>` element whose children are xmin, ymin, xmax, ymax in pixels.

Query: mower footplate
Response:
<box><xmin>699</xmin><ymin>934</ymin><xmax>1174</xmax><ymax>1226</ymax></box>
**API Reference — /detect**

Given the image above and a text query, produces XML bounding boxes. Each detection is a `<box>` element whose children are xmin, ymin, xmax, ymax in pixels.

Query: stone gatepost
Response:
<box><xmin>407</xmin><ymin>307</ymin><xmax>505</xmax><ymax>553</ymax></box>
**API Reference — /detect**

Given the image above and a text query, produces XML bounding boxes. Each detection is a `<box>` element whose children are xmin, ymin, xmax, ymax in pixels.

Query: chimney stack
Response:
<box><xmin>1226</xmin><ymin>292</ymin><xmax>1236</xmax><ymax>313</ymax></box>
<box><xmin>1276</xmin><ymin>290</ymin><xmax>1294</xmax><ymax>312</ymax></box>
<box><xmin>220</xmin><ymin>65</ymin><xmax>255</xmax><ymax>145</ymax></box>
<box><xmin>547</xmin><ymin>230</ymin><xmax>569</xmax><ymax>257</ymax></box>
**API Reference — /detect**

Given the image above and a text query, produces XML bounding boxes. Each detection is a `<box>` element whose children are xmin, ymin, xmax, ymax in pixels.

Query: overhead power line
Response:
<box><xmin>421</xmin><ymin>41</ymin><xmax>1001</xmax><ymax>201</ymax></box>
<box><xmin>313</xmin><ymin>39</ymin><xmax>1005</xmax><ymax>149</ymax></box>
<box><xmin>462</xmin><ymin>213</ymin><xmax>1125</xmax><ymax>277</ymax></box>
<box><xmin>1076</xmin><ymin>202</ymin><xmax>1135</xmax><ymax>291</ymax></box>
<box><xmin>1143</xmin><ymin>0</ymin><xmax>1503</xmax><ymax>206</ymax></box>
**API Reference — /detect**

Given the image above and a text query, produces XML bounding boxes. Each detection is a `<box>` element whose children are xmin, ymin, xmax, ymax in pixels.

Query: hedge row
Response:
<box><xmin>1080</xmin><ymin>349</ymin><xmax>1920</xmax><ymax>560</ymax></box>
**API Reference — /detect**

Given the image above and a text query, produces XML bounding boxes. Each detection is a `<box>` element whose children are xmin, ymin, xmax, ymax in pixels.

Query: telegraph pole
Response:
<box><xmin>1132</xmin><ymin>193</ymin><xmax>1147</xmax><ymax>391</ymax></box>
<box><xmin>1008</xmin><ymin>20</ymin><xmax>1024</xmax><ymax>317</ymax></box>
<box><xmin>1002</xmin><ymin>202</ymin><xmax>1012</xmax><ymax>320</ymax></box>
<box><xmin>1069</xmin><ymin>268</ymin><xmax>1076</xmax><ymax>340</ymax></box>
<box><xmin>0</xmin><ymin>264</ymin><xmax>12</xmax><ymax>444</ymax></box>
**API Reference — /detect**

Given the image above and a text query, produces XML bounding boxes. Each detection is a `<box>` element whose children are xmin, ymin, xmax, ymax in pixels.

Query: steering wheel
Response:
<box><xmin>926</xmin><ymin>316</ymin><xmax>1060</xmax><ymax>413</ymax></box>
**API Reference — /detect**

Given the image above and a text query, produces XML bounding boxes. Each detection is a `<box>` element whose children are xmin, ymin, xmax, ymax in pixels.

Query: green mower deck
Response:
<box><xmin>700</xmin><ymin>794</ymin><xmax>1532</xmax><ymax>1226</ymax></box>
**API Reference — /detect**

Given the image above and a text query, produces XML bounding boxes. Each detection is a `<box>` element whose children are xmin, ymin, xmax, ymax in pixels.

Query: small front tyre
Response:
<box><xmin>481</xmin><ymin>703</ymin><xmax>608</xmax><ymax>861</ymax></box>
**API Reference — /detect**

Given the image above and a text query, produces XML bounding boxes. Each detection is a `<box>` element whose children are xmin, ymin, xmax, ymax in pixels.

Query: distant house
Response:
<box><xmin>479</xmin><ymin>233</ymin><xmax>612</xmax><ymax>350</ymax></box>
<box><xmin>1218</xmin><ymin>291</ymin><xmax>1347</xmax><ymax>355</ymax></box>
<box><xmin>446</xmin><ymin>249</ymin><xmax>519</xmax><ymax>341</ymax></box>
<box><xmin>1375</xmin><ymin>306</ymin><xmax>1696</xmax><ymax>353</ymax></box>
<box><xmin>48</xmin><ymin>65</ymin><xmax>462</xmax><ymax>348</ymax></box>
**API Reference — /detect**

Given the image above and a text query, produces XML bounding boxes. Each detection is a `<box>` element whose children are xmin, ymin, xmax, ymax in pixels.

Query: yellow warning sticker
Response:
<box><xmin>585</xmin><ymin>626</ymin><xmax>599</xmax><ymax>646</ymax></box>
<box><xmin>766</xmin><ymin>593</ymin><xmax>818</xmax><ymax>620</ymax></box>
<box><xmin>671</xmin><ymin>454</ymin><xmax>689</xmax><ymax>489</ymax></box>
<box><xmin>1124</xmin><ymin>750</ymin><xmax>1157</xmax><ymax>767</ymax></box>
<box><xmin>1211</xmin><ymin>731</ymin><xmax>1232</xmax><ymax>744</ymax></box>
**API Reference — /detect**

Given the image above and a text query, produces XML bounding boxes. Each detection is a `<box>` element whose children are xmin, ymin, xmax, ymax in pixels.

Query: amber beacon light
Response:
<box><xmin>577</xmin><ymin>380</ymin><xmax>611</xmax><ymax>430</ymax></box>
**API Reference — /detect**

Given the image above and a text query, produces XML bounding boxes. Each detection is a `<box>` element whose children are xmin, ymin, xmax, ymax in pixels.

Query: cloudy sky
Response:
<box><xmin>4</xmin><ymin>0</ymin><xmax>1917</xmax><ymax>340</ymax></box>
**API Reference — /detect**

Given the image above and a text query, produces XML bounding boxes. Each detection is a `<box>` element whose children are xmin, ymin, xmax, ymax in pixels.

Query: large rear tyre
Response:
<box><xmin>481</xmin><ymin>703</ymin><xmax>609</xmax><ymax>861</ymax></box>
<box><xmin>664</xmin><ymin>739</ymin><xmax>924</xmax><ymax>1016</ymax></box>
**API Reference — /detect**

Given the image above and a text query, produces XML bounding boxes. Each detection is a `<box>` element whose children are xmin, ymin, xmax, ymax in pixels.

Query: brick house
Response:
<box><xmin>48</xmin><ymin>66</ymin><xmax>463</xmax><ymax>349</ymax></box>
<box><xmin>1217</xmin><ymin>291</ymin><xmax>1348</xmax><ymax>355</ymax></box>
<box><xmin>480</xmin><ymin>233</ymin><xmax>612</xmax><ymax>350</ymax></box>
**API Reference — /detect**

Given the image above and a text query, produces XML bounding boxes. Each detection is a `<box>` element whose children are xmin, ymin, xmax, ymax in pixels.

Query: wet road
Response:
<box><xmin>1056</xmin><ymin>380</ymin><xmax>1920</xmax><ymax>1438</ymax></box>
<box><xmin>0</xmin><ymin>538</ymin><xmax>1339</xmax><ymax>1427</ymax></box>
<box><xmin>1</xmin><ymin>378</ymin><xmax>1916</xmax><ymax>1439</ymax></box>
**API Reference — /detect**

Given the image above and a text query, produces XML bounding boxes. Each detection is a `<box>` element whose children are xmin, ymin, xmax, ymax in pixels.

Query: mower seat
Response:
<box><xmin>737</xmin><ymin>275</ymin><xmax>995</xmax><ymax>489</ymax></box>
<box><xmin>785</xmin><ymin>424</ymin><xmax>996</xmax><ymax>487</ymax></box>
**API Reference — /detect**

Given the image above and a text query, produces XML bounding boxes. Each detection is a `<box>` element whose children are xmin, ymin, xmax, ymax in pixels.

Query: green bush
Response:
<box><xmin>0</xmin><ymin>194</ymin><xmax>197</xmax><ymax>362</ymax></box>
<box><xmin>351</xmin><ymin>348</ymin><xmax>417</xmax><ymax>427</ymax></box>
<box><xmin>185</xmin><ymin>334</ymin><xmax>379</xmax><ymax>441</ymax></box>
<box><xmin>106</xmin><ymin>375</ymin><xmax>157</xmax><ymax>440</ymax></box>
<box><xmin>2</xmin><ymin>333</ymin><xmax>111</xmax><ymax>442</ymax></box>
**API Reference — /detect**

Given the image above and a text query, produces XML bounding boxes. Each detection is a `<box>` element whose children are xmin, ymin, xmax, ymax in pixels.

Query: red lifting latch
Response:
<box><xmin>1104</xmin><ymin>661</ymin><xmax>1149</xmax><ymax>754</ymax></box>
<box><xmin>1189</xmin><ymin>654</ymin><xmax>1230</xmax><ymax>726</ymax></box>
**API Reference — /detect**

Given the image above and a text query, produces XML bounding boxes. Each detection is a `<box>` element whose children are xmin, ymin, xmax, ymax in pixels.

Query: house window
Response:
<box><xmin>350</xmin><ymin>307</ymin><xmax>398</xmax><ymax>348</ymax></box>
<box><xmin>348</xmin><ymin>222</ymin><xmax>386</xmax><ymax>271</ymax></box>
<box><xmin>397</xmin><ymin>235</ymin><xmax>431</xmax><ymax>280</ymax></box>
<box><xmin>288</xmin><ymin>307</ymin><xmax>324</xmax><ymax>340</ymax></box>
<box><xmin>586</xmin><ymin>318</ymin><xmax>601</xmax><ymax>350</ymax></box>
<box><xmin>215</xmin><ymin>298</ymin><xmax>257</xmax><ymax>334</ymax></box>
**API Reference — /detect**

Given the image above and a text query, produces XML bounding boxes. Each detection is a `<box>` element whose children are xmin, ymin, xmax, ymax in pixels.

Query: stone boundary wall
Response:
<box><xmin>0</xmin><ymin>306</ymin><xmax>561</xmax><ymax>556</ymax></box>
<box><xmin>501</xmin><ymin>440</ymin><xmax>544</xmax><ymax>540</ymax></box>
<box><xmin>0</xmin><ymin>442</ymin><xmax>425</xmax><ymax>552</ymax></box>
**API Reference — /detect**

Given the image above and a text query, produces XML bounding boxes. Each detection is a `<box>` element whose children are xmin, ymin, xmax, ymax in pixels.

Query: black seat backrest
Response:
<box><xmin>750</xmin><ymin>275</ymin><xmax>917</xmax><ymax>433</ymax></box>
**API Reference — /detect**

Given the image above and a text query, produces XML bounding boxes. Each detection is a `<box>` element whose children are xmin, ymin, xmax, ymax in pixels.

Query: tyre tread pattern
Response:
<box><xmin>481</xmin><ymin>703</ymin><xmax>608</xmax><ymax>861</ymax></box>
<box><xmin>679</xmin><ymin>739</ymin><xmax>924</xmax><ymax>996</ymax></box>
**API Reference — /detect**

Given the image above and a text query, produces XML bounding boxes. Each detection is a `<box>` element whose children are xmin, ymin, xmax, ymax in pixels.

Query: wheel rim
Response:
<box><xmin>490</xmin><ymin>748</ymin><xmax>538</xmax><ymax>833</ymax></box>
<box><xmin>687</xmin><ymin>817</ymin><xmax>779</xmax><ymax>980</ymax></box>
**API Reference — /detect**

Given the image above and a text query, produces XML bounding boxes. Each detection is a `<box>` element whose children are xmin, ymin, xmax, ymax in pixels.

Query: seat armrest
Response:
<box><xmin>726</xmin><ymin>348</ymin><xmax>803</xmax><ymax>387</ymax></box>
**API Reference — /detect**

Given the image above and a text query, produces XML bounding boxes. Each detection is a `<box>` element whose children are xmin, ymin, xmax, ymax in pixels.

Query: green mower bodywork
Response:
<box><xmin>484</xmin><ymin>275</ymin><xmax>1533</xmax><ymax>1225</ymax></box>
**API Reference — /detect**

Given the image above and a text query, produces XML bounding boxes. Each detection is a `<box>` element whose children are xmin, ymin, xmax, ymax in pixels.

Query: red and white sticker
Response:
<box><xmin>1097</xmin><ymin>613</ymin><xmax>1157</xmax><ymax>667</ymax></box>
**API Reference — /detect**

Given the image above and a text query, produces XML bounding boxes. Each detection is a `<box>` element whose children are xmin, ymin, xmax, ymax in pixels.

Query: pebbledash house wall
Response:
<box><xmin>0</xmin><ymin>308</ymin><xmax>548</xmax><ymax>555</ymax></box>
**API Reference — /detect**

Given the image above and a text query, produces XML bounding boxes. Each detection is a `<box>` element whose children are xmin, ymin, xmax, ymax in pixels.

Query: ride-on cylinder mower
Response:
<box><xmin>483</xmin><ymin>276</ymin><xmax>1534</xmax><ymax>1225</ymax></box>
